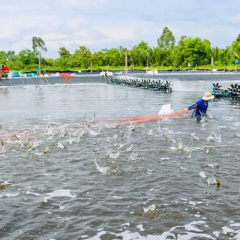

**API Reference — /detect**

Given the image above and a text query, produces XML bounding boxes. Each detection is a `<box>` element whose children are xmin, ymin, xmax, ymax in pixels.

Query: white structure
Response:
<box><xmin>146</xmin><ymin>70</ymin><xmax>158</xmax><ymax>74</ymax></box>
<box><xmin>100</xmin><ymin>71</ymin><xmax>113</xmax><ymax>77</ymax></box>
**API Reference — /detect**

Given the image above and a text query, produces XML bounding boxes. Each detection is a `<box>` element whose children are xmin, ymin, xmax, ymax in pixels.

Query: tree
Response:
<box><xmin>56</xmin><ymin>47</ymin><xmax>72</xmax><ymax>70</ymax></box>
<box><xmin>157</xmin><ymin>27</ymin><xmax>176</xmax><ymax>50</ymax></box>
<box><xmin>157</xmin><ymin>27</ymin><xmax>176</xmax><ymax>66</ymax></box>
<box><xmin>231</xmin><ymin>34</ymin><xmax>240</xmax><ymax>65</ymax></box>
<box><xmin>0</xmin><ymin>51</ymin><xmax>7</xmax><ymax>64</ymax></box>
<box><xmin>219</xmin><ymin>47</ymin><xmax>231</xmax><ymax>71</ymax></box>
<box><xmin>171</xmin><ymin>35</ymin><xmax>187</xmax><ymax>68</ymax></box>
<box><xmin>130</xmin><ymin>41</ymin><xmax>151</xmax><ymax>67</ymax></box>
<box><xmin>19</xmin><ymin>49</ymin><xmax>38</xmax><ymax>69</ymax></box>
<box><xmin>58</xmin><ymin>47</ymin><xmax>70</xmax><ymax>58</ymax></box>
<box><xmin>32</xmin><ymin>36</ymin><xmax>47</xmax><ymax>74</ymax></box>
<box><xmin>71</xmin><ymin>46</ymin><xmax>92</xmax><ymax>69</ymax></box>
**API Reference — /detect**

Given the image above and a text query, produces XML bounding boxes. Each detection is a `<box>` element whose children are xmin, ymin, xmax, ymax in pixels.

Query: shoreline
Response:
<box><xmin>1</xmin><ymin>71</ymin><xmax>240</xmax><ymax>86</ymax></box>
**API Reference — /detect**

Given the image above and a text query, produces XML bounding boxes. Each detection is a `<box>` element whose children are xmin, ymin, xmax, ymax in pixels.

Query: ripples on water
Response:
<box><xmin>0</xmin><ymin>77</ymin><xmax>240</xmax><ymax>239</ymax></box>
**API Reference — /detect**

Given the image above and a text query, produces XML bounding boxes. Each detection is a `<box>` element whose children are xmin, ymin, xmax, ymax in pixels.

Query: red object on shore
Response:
<box><xmin>59</xmin><ymin>73</ymin><xmax>73</xmax><ymax>83</ymax></box>
<box><xmin>2</xmin><ymin>65</ymin><xmax>10</xmax><ymax>73</ymax></box>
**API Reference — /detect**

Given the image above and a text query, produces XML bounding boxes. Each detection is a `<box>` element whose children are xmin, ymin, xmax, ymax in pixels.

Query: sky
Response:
<box><xmin>1</xmin><ymin>0</ymin><xmax>240</xmax><ymax>59</ymax></box>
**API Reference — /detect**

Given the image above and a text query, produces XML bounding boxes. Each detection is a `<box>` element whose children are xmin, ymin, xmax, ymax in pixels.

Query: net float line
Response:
<box><xmin>94</xmin><ymin>109</ymin><xmax>187</xmax><ymax>125</ymax></box>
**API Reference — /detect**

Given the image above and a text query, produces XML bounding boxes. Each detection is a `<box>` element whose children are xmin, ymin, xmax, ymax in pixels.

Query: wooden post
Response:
<box><xmin>90</xmin><ymin>60</ymin><xmax>93</xmax><ymax>72</ymax></box>
<box><xmin>211</xmin><ymin>56</ymin><xmax>214</xmax><ymax>72</ymax></box>
<box><xmin>39</xmin><ymin>53</ymin><xmax>41</xmax><ymax>75</ymax></box>
<box><xmin>125</xmin><ymin>48</ymin><xmax>128</xmax><ymax>75</ymax></box>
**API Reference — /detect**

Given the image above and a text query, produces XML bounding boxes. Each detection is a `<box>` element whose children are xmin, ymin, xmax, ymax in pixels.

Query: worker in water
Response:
<box><xmin>0</xmin><ymin>64</ymin><xmax>10</xmax><ymax>79</ymax></box>
<box><xmin>184</xmin><ymin>92</ymin><xmax>214</xmax><ymax>122</ymax></box>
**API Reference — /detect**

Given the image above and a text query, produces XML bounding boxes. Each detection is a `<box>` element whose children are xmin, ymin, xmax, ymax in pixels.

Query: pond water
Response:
<box><xmin>0</xmin><ymin>75</ymin><xmax>240</xmax><ymax>240</ymax></box>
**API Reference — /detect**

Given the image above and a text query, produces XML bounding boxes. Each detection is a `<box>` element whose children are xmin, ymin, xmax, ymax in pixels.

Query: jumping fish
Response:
<box><xmin>28</xmin><ymin>142</ymin><xmax>33</xmax><ymax>149</ymax></box>
<box><xmin>13</xmin><ymin>134</ymin><xmax>19</xmax><ymax>141</ymax></box>
<box><xmin>176</xmin><ymin>139</ymin><xmax>183</xmax><ymax>149</ymax></box>
<box><xmin>58</xmin><ymin>142</ymin><xmax>65</xmax><ymax>149</ymax></box>
<box><xmin>43</xmin><ymin>148</ymin><xmax>50</xmax><ymax>154</ymax></box>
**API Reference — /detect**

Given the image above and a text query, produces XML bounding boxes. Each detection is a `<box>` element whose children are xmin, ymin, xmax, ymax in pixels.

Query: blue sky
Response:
<box><xmin>1</xmin><ymin>0</ymin><xmax>240</xmax><ymax>59</ymax></box>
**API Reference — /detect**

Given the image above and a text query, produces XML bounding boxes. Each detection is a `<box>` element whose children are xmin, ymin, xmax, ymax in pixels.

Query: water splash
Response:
<box><xmin>94</xmin><ymin>155</ymin><xmax>110</xmax><ymax>175</ymax></box>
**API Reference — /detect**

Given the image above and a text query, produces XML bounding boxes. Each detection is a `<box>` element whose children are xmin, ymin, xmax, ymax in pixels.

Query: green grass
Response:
<box><xmin>10</xmin><ymin>64</ymin><xmax>240</xmax><ymax>72</ymax></box>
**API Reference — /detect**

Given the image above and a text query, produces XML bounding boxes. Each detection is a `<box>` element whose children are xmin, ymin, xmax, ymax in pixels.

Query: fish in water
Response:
<box><xmin>13</xmin><ymin>134</ymin><xmax>19</xmax><ymax>141</ymax></box>
<box><xmin>43</xmin><ymin>148</ymin><xmax>50</xmax><ymax>154</ymax></box>
<box><xmin>58</xmin><ymin>142</ymin><xmax>65</xmax><ymax>149</ymax></box>
<box><xmin>176</xmin><ymin>139</ymin><xmax>183</xmax><ymax>149</ymax></box>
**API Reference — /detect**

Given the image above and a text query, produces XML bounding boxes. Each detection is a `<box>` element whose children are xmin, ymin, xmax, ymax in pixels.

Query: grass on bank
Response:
<box><xmin>10</xmin><ymin>64</ymin><xmax>240</xmax><ymax>72</ymax></box>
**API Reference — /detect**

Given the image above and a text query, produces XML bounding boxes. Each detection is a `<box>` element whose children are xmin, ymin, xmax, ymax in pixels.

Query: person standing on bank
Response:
<box><xmin>184</xmin><ymin>92</ymin><xmax>214</xmax><ymax>122</ymax></box>
<box><xmin>0</xmin><ymin>64</ymin><xmax>10</xmax><ymax>79</ymax></box>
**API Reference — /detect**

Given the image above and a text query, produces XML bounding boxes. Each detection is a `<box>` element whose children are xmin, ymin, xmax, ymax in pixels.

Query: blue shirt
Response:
<box><xmin>188</xmin><ymin>99</ymin><xmax>208</xmax><ymax>117</ymax></box>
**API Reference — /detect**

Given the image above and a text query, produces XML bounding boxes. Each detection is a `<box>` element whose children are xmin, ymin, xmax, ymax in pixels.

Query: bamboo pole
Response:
<box><xmin>124</xmin><ymin>48</ymin><xmax>128</xmax><ymax>75</ymax></box>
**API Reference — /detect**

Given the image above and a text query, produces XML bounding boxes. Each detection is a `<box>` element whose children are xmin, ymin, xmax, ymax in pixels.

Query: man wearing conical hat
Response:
<box><xmin>185</xmin><ymin>92</ymin><xmax>214</xmax><ymax>122</ymax></box>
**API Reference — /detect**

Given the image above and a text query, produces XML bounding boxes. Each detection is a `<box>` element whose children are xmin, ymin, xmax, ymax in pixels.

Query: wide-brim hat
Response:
<box><xmin>202</xmin><ymin>91</ymin><xmax>214</xmax><ymax>100</ymax></box>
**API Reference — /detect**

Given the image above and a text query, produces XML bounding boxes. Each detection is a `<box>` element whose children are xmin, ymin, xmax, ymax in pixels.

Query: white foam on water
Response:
<box><xmin>2</xmin><ymin>192</ymin><xmax>19</xmax><ymax>198</ymax></box>
<box><xmin>189</xmin><ymin>201</ymin><xmax>197</xmax><ymax>206</ymax></box>
<box><xmin>206</xmin><ymin>164</ymin><xmax>219</xmax><ymax>168</ymax></box>
<box><xmin>87</xmin><ymin>231</ymin><xmax>106</xmax><ymax>240</ymax></box>
<box><xmin>184</xmin><ymin>220</ymin><xmax>205</xmax><ymax>232</ymax></box>
<box><xmin>43</xmin><ymin>189</ymin><xmax>76</xmax><ymax>203</ymax></box>
<box><xmin>199</xmin><ymin>171</ymin><xmax>207</xmax><ymax>179</ymax></box>
<box><xmin>207</xmin><ymin>177</ymin><xmax>217</xmax><ymax>185</ymax></box>
<box><xmin>26</xmin><ymin>191</ymin><xmax>41</xmax><ymax>196</ymax></box>
<box><xmin>222</xmin><ymin>226</ymin><xmax>234</xmax><ymax>234</ymax></box>
<box><xmin>230</xmin><ymin>223</ymin><xmax>240</xmax><ymax>227</ymax></box>
<box><xmin>129</xmin><ymin>153</ymin><xmax>138</xmax><ymax>161</ymax></box>
<box><xmin>88</xmin><ymin>221</ymin><xmax>216</xmax><ymax>240</ymax></box>
<box><xmin>137</xmin><ymin>224</ymin><xmax>145</xmax><ymax>231</ymax></box>
<box><xmin>143</xmin><ymin>204</ymin><xmax>156</xmax><ymax>213</ymax></box>
<box><xmin>107</xmin><ymin>151</ymin><xmax>120</xmax><ymax>159</ymax></box>
<box><xmin>126</xmin><ymin>144</ymin><xmax>133</xmax><ymax>152</ymax></box>
<box><xmin>117</xmin><ymin>143</ymin><xmax>125</xmax><ymax>150</ymax></box>
<box><xmin>231</xmin><ymin>230</ymin><xmax>240</xmax><ymax>239</ymax></box>
<box><xmin>89</xmin><ymin>129</ymin><xmax>100</xmax><ymax>136</ymax></box>
<box><xmin>113</xmin><ymin>196</ymin><xmax>123</xmax><ymax>199</ymax></box>
<box><xmin>177</xmin><ymin>232</ymin><xmax>215</xmax><ymax>240</ymax></box>
<box><xmin>160</xmin><ymin>157</ymin><xmax>170</xmax><ymax>160</ymax></box>
<box><xmin>80</xmin><ymin>235</ymin><xmax>88</xmax><ymax>239</ymax></box>
<box><xmin>147</xmin><ymin>129</ymin><xmax>153</xmax><ymax>135</ymax></box>
<box><xmin>94</xmin><ymin>157</ymin><xmax>110</xmax><ymax>175</ymax></box>
<box><xmin>213</xmin><ymin>231</ymin><xmax>220</xmax><ymax>237</ymax></box>
<box><xmin>121</xmin><ymin>222</ymin><xmax>130</xmax><ymax>227</ymax></box>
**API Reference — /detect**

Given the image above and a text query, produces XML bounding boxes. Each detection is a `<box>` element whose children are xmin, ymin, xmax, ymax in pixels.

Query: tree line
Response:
<box><xmin>1</xmin><ymin>27</ymin><xmax>240</xmax><ymax>72</ymax></box>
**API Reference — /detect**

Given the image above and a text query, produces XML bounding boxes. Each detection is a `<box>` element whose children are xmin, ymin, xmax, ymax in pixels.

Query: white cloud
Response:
<box><xmin>61</xmin><ymin>0</ymin><xmax>106</xmax><ymax>7</ymax></box>
<box><xmin>1</xmin><ymin>0</ymin><xmax>240</xmax><ymax>58</ymax></box>
<box><xmin>231</xmin><ymin>14</ymin><xmax>240</xmax><ymax>23</ymax></box>
<box><xmin>40</xmin><ymin>33</ymin><xmax>68</xmax><ymax>41</ymax></box>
